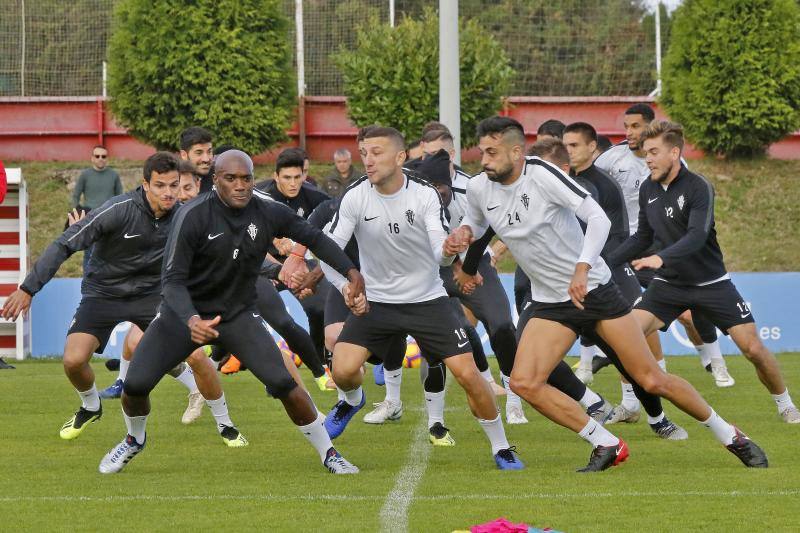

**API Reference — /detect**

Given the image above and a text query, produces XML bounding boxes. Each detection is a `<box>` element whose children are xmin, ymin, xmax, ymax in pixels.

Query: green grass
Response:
<box><xmin>2</xmin><ymin>355</ymin><xmax>799</xmax><ymax>532</ymax></box>
<box><xmin>8</xmin><ymin>157</ymin><xmax>800</xmax><ymax>278</ymax></box>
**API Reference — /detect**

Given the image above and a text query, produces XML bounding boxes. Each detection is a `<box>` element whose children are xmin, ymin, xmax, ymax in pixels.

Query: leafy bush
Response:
<box><xmin>108</xmin><ymin>0</ymin><xmax>295</xmax><ymax>153</ymax></box>
<box><xmin>335</xmin><ymin>8</ymin><xmax>514</xmax><ymax>148</ymax></box>
<box><xmin>661</xmin><ymin>0</ymin><xmax>800</xmax><ymax>157</ymax></box>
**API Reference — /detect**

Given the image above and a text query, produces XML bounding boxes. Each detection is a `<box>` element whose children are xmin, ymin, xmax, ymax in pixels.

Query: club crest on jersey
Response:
<box><xmin>405</xmin><ymin>209</ymin><xmax>415</xmax><ymax>225</ymax></box>
<box><xmin>677</xmin><ymin>195</ymin><xmax>685</xmax><ymax>210</ymax></box>
<box><xmin>520</xmin><ymin>193</ymin><xmax>530</xmax><ymax>210</ymax></box>
<box><xmin>297</xmin><ymin>207</ymin><xmax>305</xmax><ymax>217</ymax></box>
<box><xmin>247</xmin><ymin>222</ymin><xmax>258</xmax><ymax>241</ymax></box>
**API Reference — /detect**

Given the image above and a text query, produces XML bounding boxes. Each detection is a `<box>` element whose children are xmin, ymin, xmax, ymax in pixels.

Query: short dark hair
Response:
<box><xmin>421</xmin><ymin>128</ymin><xmax>454</xmax><ymax>144</ymax></box>
<box><xmin>528</xmin><ymin>138</ymin><xmax>570</xmax><ymax>169</ymax></box>
<box><xmin>143</xmin><ymin>151</ymin><xmax>179</xmax><ymax>182</ymax></box>
<box><xmin>564</xmin><ymin>122</ymin><xmax>598</xmax><ymax>144</ymax></box>
<box><xmin>536</xmin><ymin>119</ymin><xmax>565</xmax><ymax>139</ymax></box>
<box><xmin>421</xmin><ymin>121</ymin><xmax>450</xmax><ymax>137</ymax></box>
<box><xmin>357</xmin><ymin>125</ymin><xmax>405</xmax><ymax>150</ymax></box>
<box><xmin>596</xmin><ymin>135</ymin><xmax>612</xmax><ymax>153</ymax></box>
<box><xmin>476</xmin><ymin>116</ymin><xmax>526</xmax><ymax>146</ymax></box>
<box><xmin>625</xmin><ymin>103</ymin><xmax>655</xmax><ymax>122</ymax></box>
<box><xmin>275</xmin><ymin>148</ymin><xmax>306</xmax><ymax>174</ymax></box>
<box><xmin>214</xmin><ymin>144</ymin><xmax>239</xmax><ymax>156</ymax></box>
<box><xmin>406</xmin><ymin>139</ymin><xmax>421</xmax><ymax>151</ymax></box>
<box><xmin>180</xmin><ymin>126</ymin><xmax>213</xmax><ymax>152</ymax></box>
<box><xmin>177</xmin><ymin>159</ymin><xmax>200</xmax><ymax>180</ymax></box>
<box><xmin>641</xmin><ymin>120</ymin><xmax>685</xmax><ymax>151</ymax></box>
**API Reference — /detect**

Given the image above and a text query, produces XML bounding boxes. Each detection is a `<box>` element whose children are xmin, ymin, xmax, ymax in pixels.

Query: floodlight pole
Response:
<box><xmin>439</xmin><ymin>0</ymin><xmax>461</xmax><ymax>165</ymax></box>
<box><xmin>295</xmin><ymin>0</ymin><xmax>307</xmax><ymax>150</ymax></box>
<box><xmin>650</xmin><ymin>1</ymin><xmax>663</xmax><ymax>97</ymax></box>
<box><xmin>20</xmin><ymin>0</ymin><xmax>26</xmax><ymax>96</ymax></box>
<box><xmin>389</xmin><ymin>0</ymin><xmax>395</xmax><ymax>27</ymax></box>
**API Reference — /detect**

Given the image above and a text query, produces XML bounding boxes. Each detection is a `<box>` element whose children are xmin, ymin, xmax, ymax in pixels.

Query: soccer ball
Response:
<box><xmin>277</xmin><ymin>338</ymin><xmax>302</xmax><ymax>367</ymax></box>
<box><xmin>403</xmin><ymin>339</ymin><xmax>422</xmax><ymax>368</ymax></box>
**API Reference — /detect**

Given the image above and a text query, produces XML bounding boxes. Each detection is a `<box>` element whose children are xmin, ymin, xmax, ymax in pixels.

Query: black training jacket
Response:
<box><xmin>608</xmin><ymin>165</ymin><xmax>727</xmax><ymax>285</ymax></box>
<box><xmin>161</xmin><ymin>190</ymin><xmax>355</xmax><ymax>323</ymax></box>
<box><xmin>21</xmin><ymin>187</ymin><xmax>177</xmax><ymax>298</ymax></box>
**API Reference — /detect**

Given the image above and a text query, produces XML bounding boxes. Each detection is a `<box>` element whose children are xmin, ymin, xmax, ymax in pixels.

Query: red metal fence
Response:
<box><xmin>1</xmin><ymin>96</ymin><xmax>798</xmax><ymax>162</ymax></box>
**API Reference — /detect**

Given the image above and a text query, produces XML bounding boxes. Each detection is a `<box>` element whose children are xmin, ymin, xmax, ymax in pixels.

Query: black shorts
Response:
<box><xmin>337</xmin><ymin>296</ymin><xmax>471</xmax><ymax>360</ymax></box>
<box><xmin>324</xmin><ymin>287</ymin><xmax>351</xmax><ymax>327</ymax></box>
<box><xmin>612</xmin><ymin>263</ymin><xmax>643</xmax><ymax>305</ymax></box>
<box><xmin>68</xmin><ymin>293</ymin><xmax>161</xmax><ymax>353</ymax></box>
<box><xmin>636</xmin><ymin>279</ymin><xmax>755</xmax><ymax>335</ymax></box>
<box><xmin>124</xmin><ymin>304</ymin><xmax>297</xmax><ymax>399</ymax></box>
<box><xmin>635</xmin><ymin>267</ymin><xmax>655</xmax><ymax>289</ymax></box>
<box><xmin>528</xmin><ymin>281</ymin><xmax>632</xmax><ymax>337</ymax></box>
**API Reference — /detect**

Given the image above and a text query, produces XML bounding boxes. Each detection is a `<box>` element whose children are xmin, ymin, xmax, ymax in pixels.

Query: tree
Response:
<box><xmin>661</xmin><ymin>0</ymin><xmax>800</xmax><ymax>157</ymax></box>
<box><xmin>108</xmin><ymin>0</ymin><xmax>295</xmax><ymax>153</ymax></box>
<box><xmin>334</xmin><ymin>8</ymin><xmax>514</xmax><ymax>148</ymax></box>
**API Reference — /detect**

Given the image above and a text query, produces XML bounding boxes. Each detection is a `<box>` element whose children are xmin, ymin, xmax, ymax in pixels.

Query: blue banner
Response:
<box><xmin>29</xmin><ymin>273</ymin><xmax>800</xmax><ymax>358</ymax></box>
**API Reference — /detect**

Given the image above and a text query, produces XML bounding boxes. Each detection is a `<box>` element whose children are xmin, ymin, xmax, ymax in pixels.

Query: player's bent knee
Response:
<box><xmin>122</xmin><ymin>376</ymin><xmax>153</xmax><ymax>398</ymax></box>
<box><xmin>638</xmin><ymin>371</ymin><xmax>670</xmax><ymax>397</ymax></box>
<box><xmin>265</xmin><ymin>378</ymin><xmax>297</xmax><ymax>399</ymax></box>
<box><xmin>509</xmin><ymin>376</ymin><xmax>545</xmax><ymax>401</ymax></box>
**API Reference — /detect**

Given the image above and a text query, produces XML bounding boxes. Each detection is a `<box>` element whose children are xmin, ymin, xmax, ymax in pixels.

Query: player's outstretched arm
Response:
<box><xmin>0</xmin><ymin>289</ymin><xmax>32</xmax><ymax>321</ymax></box>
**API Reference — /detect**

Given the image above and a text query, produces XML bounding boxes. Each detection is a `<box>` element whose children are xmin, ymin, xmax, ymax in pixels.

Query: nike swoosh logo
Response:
<box><xmin>615</xmin><ymin>445</ymin><xmax>623</xmax><ymax>456</ymax></box>
<box><xmin>252</xmin><ymin>313</ymin><xmax>260</xmax><ymax>318</ymax></box>
<box><xmin>588</xmin><ymin>427</ymin><xmax>596</xmax><ymax>435</ymax></box>
<box><xmin>364</xmin><ymin>216</ymin><xmax>379</xmax><ymax>221</ymax></box>
<box><xmin>123</xmin><ymin>233</ymin><xmax>141</xmax><ymax>239</ymax></box>
<box><xmin>648</xmin><ymin>198</ymin><xmax>658</xmax><ymax>204</ymax></box>
<box><xmin>487</xmin><ymin>205</ymin><xmax>500</xmax><ymax>211</ymax></box>
<box><xmin>740</xmin><ymin>312</ymin><xmax>751</xmax><ymax>319</ymax></box>
<box><xmin>208</xmin><ymin>232</ymin><xmax>223</xmax><ymax>240</ymax></box>
<box><xmin>457</xmin><ymin>341</ymin><xmax>469</xmax><ymax>348</ymax></box>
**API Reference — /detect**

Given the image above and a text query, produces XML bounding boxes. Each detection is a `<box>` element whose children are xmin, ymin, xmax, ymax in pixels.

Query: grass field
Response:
<box><xmin>2</xmin><ymin>355</ymin><xmax>799</xmax><ymax>532</ymax></box>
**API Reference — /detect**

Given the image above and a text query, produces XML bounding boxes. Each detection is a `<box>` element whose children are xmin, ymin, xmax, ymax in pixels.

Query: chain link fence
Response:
<box><xmin>0</xmin><ymin>0</ymin><xmax>663</xmax><ymax>97</ymax></box>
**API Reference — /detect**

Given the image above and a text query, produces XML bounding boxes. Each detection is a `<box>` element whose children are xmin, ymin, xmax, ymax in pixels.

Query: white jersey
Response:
<box><xmin>463</xmin><ymin>156</ymin><xmax>611</xmax><ymax>304</ymax></box>
<box><xmin>447</xmin><ymin>168</ymin><xmax>471</xmax><ymax>227</ymax></box>
<box><xmin>322</xmin><ymin>173</ymin><xmax>452</xmax><ymax>304</ymax></box>
<box><xmin>594</xmin><ymin>142</ymin><xmax>649</xmax><ymax>235</ymax></box>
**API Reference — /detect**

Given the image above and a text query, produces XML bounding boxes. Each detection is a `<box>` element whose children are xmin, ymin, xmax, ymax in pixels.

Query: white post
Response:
<box><xmin>438</xmin><ymin>0</ymin><xmax>461</xmax><ymax>165</ymax></box>
<box><xmin>389</xmin><ymin>0</ymin><xmax>395</xmax><ymax>27</ymax></box>
<box><xmin>651</xmin><ymin>1</ymin><xmax>662</xmax><ymax>97</ymax></box>
<box><xmin>20</xmin><ymin>0</ymin><xmax>26</xmax><ymax>96</ymax></box>
<box><xmin>295</xmin><ymin>0</ymin><xmax>305</xmax><ymax>98</ymax></box>
<box><xmin>102</xmin><ymin>61</ymin><xmax>107</xmax><ymax>98</ymax></box>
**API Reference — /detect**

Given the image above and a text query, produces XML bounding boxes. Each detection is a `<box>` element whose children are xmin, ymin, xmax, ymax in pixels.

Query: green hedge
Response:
<box><xmin>108</xmin><ymin>0</ymin><xmax>295</xmax><ymax>154</ymax></box>
<box><xmin>335</xmin><ymin>8</ymin><xmax>514</xmax><ymax>148</ymax></box>
<box><xmin>661</xmin><ymin>0</ymin><xmax>800</xmax><ymax>157</ymax></box>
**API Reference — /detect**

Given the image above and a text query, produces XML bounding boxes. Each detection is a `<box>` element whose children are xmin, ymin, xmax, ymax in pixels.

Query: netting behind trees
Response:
<box><xmin>0</xmin><ymin>0</ymin><xmax>665</xmax><ymax>97</ymax></box>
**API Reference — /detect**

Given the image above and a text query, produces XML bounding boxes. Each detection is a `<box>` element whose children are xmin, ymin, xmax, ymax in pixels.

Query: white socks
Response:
<box><xmin>579</xmin><ymin>387</ymin><xmax>602</xmax><ymax>409</ymax></box>
<box><xmin>697</xmin><ymin>340</ymin><xmax>723</xmax><ymax>368</ymax></box>
<box><xmin>425</xmin><ymin>390</ymin><xmax>445</xmax><ymax>428</ymax></box>
<box><xmin>701</xmin><ymin>408</ymin><xmax>736</xmax><ymax>445</ymax></box>
<box><xmin>298</xmin><ymin>412</ymin><xmax>333</xmax><ymax>462</ymax></box>
<box><xmin>579</xmin><ymin>345</ymin><xmax>595</xmax><ymax>370</ymax></box>
<box><xmin>477</xmin><ymin>415</ymin><xmax>510</xmax><ymax>454</ymax></box>
<box><xmin>480</xmin><ymin>369</ymin><xmax>495</xmax><ymax>384</ymax></box>
<box><xmin>343</xmin><ymin>386</ymin><xmax>364</xmax><ymax>407</ymax></box>
<box><xmin>206</xmin><ymin>393</ymin><xmax>234</xmax><ymax>432</ymax></box>
<box><xmin>118</xmin><ymin>358</ymin><xmax>130</xmax><ymax>382</ymax></box>
<box><xmin>173</xmin><ymin>365</ymin><xmax>200</xmax><ymax>394</ymax></box>
<box><xmin>619</xmin><ymin>382</ymin><xmax>640</xmax><ymax>412</ymax></box>
<box><xmin>501</xmin><ymin>373</ymin><xmax>522</xmax><ymax>410</ymax></box>
<box><xmin>384</xmin><ymin>368</ymin><xmax>402</xmax><ymax>404</ymax></box>
<box><xmin>772</xmin><ymin>389</ymin><xmax>795</xmax><ymax>414</ymax></box>
<box><xmin>657</xmin><ymin>358</ymin><xmax>667</xmax><ymax>371</ymax></box>
<box><xmin>124</xmin><ymin>412</ymin><xmax>147</xmax><ymax>444</ymax></box>
<box><xmin>647</xmin><ymin>412</ymin><xmax>665</xmax><ymax>425</ymax></box>
<box><xmin>578</xmin><ymin>418</ymin><xmax>619</xmax><ymax>448</ymax></box>
<box><xmin>78</xmin><ymin>384</ymin><xmax>100</xmax><ymax>411</ymax></box>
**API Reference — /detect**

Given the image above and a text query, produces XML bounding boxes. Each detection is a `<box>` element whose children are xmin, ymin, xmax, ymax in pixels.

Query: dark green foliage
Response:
<box><xmin>661</xmin><ymin>0</ymin><xmax>800</xmax><ymax>157</ymax></box>
<box><xmin>108</xmin><ymin>0</ymin><xmax>295</xmax><ymax>153</ymax></box>
<box><xmin>334</xmin><ymin>9</ymin><xmax>513</xmax><ymax>148</ymax></box>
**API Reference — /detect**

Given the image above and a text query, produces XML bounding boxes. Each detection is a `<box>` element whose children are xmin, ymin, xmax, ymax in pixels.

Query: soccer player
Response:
<box><xmin>319</xmin><ymin>126</ymin><xmax>523</xmax><ymax>470</ymax></box>
<box><xmin>1</xmin><ymin>153</ymin><xmax>219</xmax><ymax>440</ymax></box>
<box><xmin>449</xmin><ymin>116</ymin><xmax>767</xmax><ymax>471</ymax></box>
<box><xmin>257</xmin><ymin>148</ymin><xmax>335</xmax><ymax>391</ymax></box>
<box><xmin>608</xmin><ymin>120</ymin><xmax>799</xmax><ymax>424</ymax></box>
<box><xmin>97</xmin><ymin>150</ymin><xmax>366</xmax><ymax>475</ymax></box>
<box><xmin>535</xmin><ymin>135</ymin><xmax>686</xmax><ymax>440</ymax></box>
<box><xmin>179</xmin><ymin>126</ymin><xmax>215</xmax><ymax>193</ymax></box>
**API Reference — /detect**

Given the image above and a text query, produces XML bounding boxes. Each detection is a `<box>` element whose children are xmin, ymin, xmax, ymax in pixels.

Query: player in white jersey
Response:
<box><xmin>595</xmin><ymin>105</ymin><xmax>733</xmax><ymax>424</ymax></box>
<box><xmin>447</xmin><ymin>116</ymin><xmax>767</xmax><ymax>471</ymax></box>
<box><xmin>319</xmin><ymin>126</ymin><xmax>523</xmax><ymax>470</ymax></box>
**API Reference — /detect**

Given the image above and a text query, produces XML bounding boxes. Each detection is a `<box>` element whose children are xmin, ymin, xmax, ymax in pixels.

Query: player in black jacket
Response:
<box><xmin>98</xmin><ymin>150</ymin><xmax>368</xmax><ymax>475</ymax></box>
<box><xmin>610</xmin><ymin>120</ymin><xmax>798</xmax><ymax>425</ymax></box>
<box><xmin>2</xmin><ymin>152</ymin><xmax>187</xmax><ymax>441</ymax></box>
